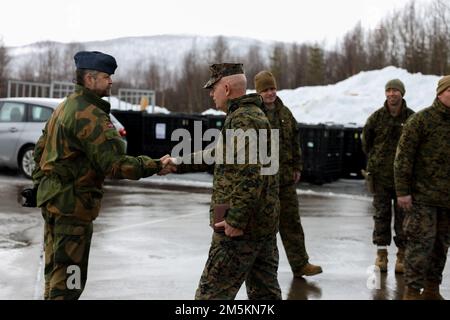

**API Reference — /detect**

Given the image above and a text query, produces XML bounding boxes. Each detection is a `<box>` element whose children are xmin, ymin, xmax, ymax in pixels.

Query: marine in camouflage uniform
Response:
<box><xmin>32</xmin><ymin>51</ymin><xmax>163</xmax><ymax>300</ymax></box>
<box><xmin>173</xmin><ymin>64</ymin><xmax>281</xmax><ymax>300</ymax></box>
<box><xmin>254</xmin><ymin>70</ymin><xmax>322</xmax><ymax>277</ymax></box>
<box><xmin>394</xmin><ymin>75</ymin><xmax>450</xmax><ymax>300</ymax></box>
<box><xmin>361</xmin><ymin>79</ymin><xmax>414</xmax><ymax>273</ymax></box>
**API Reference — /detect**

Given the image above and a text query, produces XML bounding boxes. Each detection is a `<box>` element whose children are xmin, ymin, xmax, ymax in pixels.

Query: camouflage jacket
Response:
<box><xmin>394</xmin><ymin>98</ymin><xmax>450</xmax><ymax>208</ymax></box>
<box><xmin>33</xmin><ymin>85</ymin><xmax>162</xmax><ymax>221</ymax></box>
<box><xmin>362</xmin><ymin>100</ymin><xmax>414</xmax><ymax>187</ymax></box>
<box><xmin>177</xmin><ymin>94</ymin><xmax>280</xmax><ymax>239</ymax></box>
<box><xmin>265</xmin><ymin>97</ymin><xmax>302</xmax><ymax>187</ymax></box>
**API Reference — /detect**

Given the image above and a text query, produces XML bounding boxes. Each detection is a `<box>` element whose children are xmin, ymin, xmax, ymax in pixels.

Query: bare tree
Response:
<box><xmin>18</xmin><ymin>59</ymin><xmax>38</xmax><ymax>82</ymax></box>
<box><xmin>60</xmin><ymin>42</ymin><xmax>85</xmax><ymax>81</ymax></box>
<box><xmin>35</xmin><ymin>41</ymin><xmax>61</xmax><ymax>83</ymax></box>
<box><xmin>243</xmin><ymin>45</ymin><xmax>268</xmax><ymax>89</ymax></box>
<box><xmin>144</xmin><ymin>60</ymin><xmax>162</xmax><ymax>91</ymax></box>
<box><xmin>340</xmin><ymin>22</ymin><xmax>367</xmax><ymax>77</ymax></box>
<box><xmin>157</xmin><ymin>64</ymin><xmax>175</xmax><ymax>108</ymax></box>
<box><xmin>367</xmin><ymin>23</ymin><xmax>389</xmax><ymax>70</ymax></box>
<box><xmin>396</xmin><ymin>1</ymin><xmax>427</xmax><ymax>73</ymax></box>
<box><xmin>324</xmin><ymin>44</ymin><xmax>344</xmax><ymax>85</ymax></box>
<box><xmin>177</xmin><ymin>48</ymin><xmax>210</xmax><ymax>113</ymax></box>
<box><xmin>0</xmin><ymin>38</ymin><xmax>11</xmax><ymax>97</ymax></box>
<box><xmin>427</xmin><ymin>0</ymin><xmax>449</xmax><ymax>74</ymax></box>
<box><xmin>289</xmin><ymin>43</ymin><xmax>309</xmax><ymax>87</ymax></box>
<box><xmin>270</xmin><ymin>43</ymin><xmax>289</xmax><ymax>89</ymax></box>
<box><xmin>209</xmin><ymin>36</ymin><xmax>231</xmax><ymax>63</ymax></box>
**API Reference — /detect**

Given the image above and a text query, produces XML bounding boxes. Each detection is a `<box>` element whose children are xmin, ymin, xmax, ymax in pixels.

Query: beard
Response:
<box><xmin>94</xmin><ymin>86</ymin><xmax>111</xmax><ymax>98</ymax></box>
<box><xmin>387</xmin><ymin>96</ymin><xmax>401</xmax><ymax>107</ymax></box>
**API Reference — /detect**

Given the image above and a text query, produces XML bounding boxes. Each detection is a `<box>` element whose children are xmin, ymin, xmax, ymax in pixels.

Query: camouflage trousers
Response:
<box><xmin>195</xmin><ymin>233</ymin><xmax>282</xmax><ymax>300</ymax></box>
<box><xmin>372</xmin><ymin>183</ymin><xmax>405</xmax><ymax>248</ymax></box>
<box><xmin>42</xmin><ymin>208</ymin><xmax>93</xmax><ymax>300</ymax></box>
<box><xmin>403</xmin><ymin>203</ymin><xmax>450</xmax><ymax>290</ymax></box>
<box><xmin>279</xmin><ymin>185</ymin><xmax>309</xmax><ymax>273</ymax></box>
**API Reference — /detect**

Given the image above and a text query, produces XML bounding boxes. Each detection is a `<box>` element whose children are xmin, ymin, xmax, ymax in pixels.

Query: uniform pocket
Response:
<box><xmin>53</xmin><ymin>219</ymin><xmax>92</xmax><ymax>265</ymax></box>
<box><xmin>403</xmin><ymin>204</ymin><xmax>434</xmax><ymax>240</ymax></box>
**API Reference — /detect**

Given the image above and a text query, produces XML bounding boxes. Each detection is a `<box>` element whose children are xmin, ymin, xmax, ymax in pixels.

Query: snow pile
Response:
<box><xmin>278</xmin><ymin>66</ymin><xmax>440</xmax><ymax>126</ymax></box>
<box><xmin>201</xmin><ymin>108</ymin><xmax>226</xmax><ymax>116</ymax></box>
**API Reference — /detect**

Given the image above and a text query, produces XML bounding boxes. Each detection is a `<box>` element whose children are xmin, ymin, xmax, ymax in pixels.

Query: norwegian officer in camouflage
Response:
<box><xmin>395</xmin><ymin>75</ymin><xmax>450</xmax><ymax>300</ymax></box>
<box><xmin>167</xmin><ymin>63</ymin><xmax>282</xmax><ymax>299</ymax></box>
<box><xmin>33</xmin><ymin>51</ymin><xmax>164</xmax><ymax>300</ymax></box>
<box><xmin>254</xmin><ymin>71</ymin><xmax>322</xmax><ymax>277</ymax></box>
<box><xmin>362</xmin><ymin>79</ymin><xmax>414</xmax><ymax>273</ymax></box>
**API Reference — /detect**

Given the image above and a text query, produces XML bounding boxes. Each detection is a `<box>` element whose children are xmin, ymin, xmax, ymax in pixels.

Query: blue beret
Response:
<box><xmin>74</xmin><ymin>51</ymin><xmax>118</xmax><ymax>75</ymax></box>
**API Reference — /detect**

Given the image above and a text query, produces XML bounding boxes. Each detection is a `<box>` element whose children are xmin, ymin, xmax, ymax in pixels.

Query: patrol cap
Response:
<box><xmin>74</xmin><ymin>51</ymin><xmax>118</xmax><ymax>75</ymax></box>
<box><xmin>437</xmin><ymin>75</ymin><xmax>450</xmax><ymax>96</ymax></box>
<box><xmin>385</xmin><ymin>79</ymin><xmax>405</xmax><ymax>96</ymax></box>
<box><xmin>203</xmin><ymin>63</ymin><xmax>244</xmax><ymax>89</ymax></box>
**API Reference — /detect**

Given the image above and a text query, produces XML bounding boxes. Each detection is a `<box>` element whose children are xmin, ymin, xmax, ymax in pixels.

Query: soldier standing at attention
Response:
<box><xmin>163</xmin><ymin>63</ymin><xmax>282</xmax><ymax>300</ymax></box>
<box><xmin>254</xmin><ymin>70</ymin><xmax>322</xmax><ymax>277</ymax></box>
<box><xmin>361</xmin><ymin>79</ymin><xmax>414</xmax><ymax>273</ymax></box>
<box><xmin>395</xmin><ymin>75</ymin><xmax>450</xmax><ymax>300</ymax></box>
<box><xmin>32</xmin><ymin>51</ymin><xmax>170</xmax><ymax>300</ymax></box>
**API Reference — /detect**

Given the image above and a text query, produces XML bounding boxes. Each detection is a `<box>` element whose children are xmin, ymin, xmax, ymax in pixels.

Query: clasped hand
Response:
<box><xmin>158</xmin><ymin>154</ymin><xmax>178</xmax><ymax>175</ymax></box>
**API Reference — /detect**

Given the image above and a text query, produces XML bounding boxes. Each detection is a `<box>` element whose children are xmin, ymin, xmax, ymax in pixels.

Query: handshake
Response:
<box><xmin>158</xmin><ymin>155</ymin><xmax>178</xmax><ymax>176</ymax></box>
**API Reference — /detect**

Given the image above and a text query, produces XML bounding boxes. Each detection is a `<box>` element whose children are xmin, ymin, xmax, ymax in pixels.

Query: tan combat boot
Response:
<box><xmin>403</xmin><ymin>286</ymin><xmax>423</xmax><ymax>300</ymax></box>
<box><xmin>422</xmin><ymin>281</ymin><xmax>444</xmax><ymax>300</ymax></box>
<box><xmin>375</xmin><ymin>249</ymin><xmax>388</xmax><ymax>272</ymax></box>
<box><xmin>395</xmin><ymin>248</ymin><xmax>405</xmax><ymax>274</ymax></box>
<box><xmin>295</xmin><ymin>263</ymin><xmax>323</xmax><ymax>277</ymax></box>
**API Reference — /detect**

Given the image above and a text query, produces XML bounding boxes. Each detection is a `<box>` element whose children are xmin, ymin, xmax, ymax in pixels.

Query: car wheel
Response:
<box><xmin>19</xmin><ymin>146</ymin><xmax>35</xmax><ymax>179</ymax></box>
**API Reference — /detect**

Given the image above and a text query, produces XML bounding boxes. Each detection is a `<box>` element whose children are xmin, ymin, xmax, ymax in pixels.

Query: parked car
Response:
<box><xmin>0</xmin><ymin>97</ymin><xmax>127</xmax><ymax>179</ymax></box>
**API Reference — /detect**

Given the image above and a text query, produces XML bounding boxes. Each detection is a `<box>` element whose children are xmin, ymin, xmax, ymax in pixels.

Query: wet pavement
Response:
<box><xmin>0</xmin><ymin>170</ymin><xmax>448</xmax><ymax>300</ymax></box>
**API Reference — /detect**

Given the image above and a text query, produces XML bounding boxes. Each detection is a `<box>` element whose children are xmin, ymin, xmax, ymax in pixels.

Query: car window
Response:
<box><xmin>30</xmin><ymin>105</ymin><xmax>53</xmax><ymax>122</ymax></box>
<box><xmin>0</xmin><ymin>102</ymin><xmax>26</xmax><ymax>122</ymax></box>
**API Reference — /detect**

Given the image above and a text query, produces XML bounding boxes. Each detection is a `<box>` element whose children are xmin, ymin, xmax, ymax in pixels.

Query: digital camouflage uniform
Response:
<box><xmin>362</xmin><ymin>100</ymin><xmax>414</xmax><ymax>248</ymax></box>
<box><xmin>33</xmin><ymin>85</ymin><xmax>162</xmax><ymax>299</ymax></box>
<box><xmin>394</xmin><ymin>98</ymin><xmax>450</xmax><ymax>290</ymax></box>
<box><xmin>265</xmin><ymin>97</ymin><xmax>309</xmax><ymax>274</ymax></box>
<box><xmin>177</xmin><ymin>93</ymin><xmax>281</xmax><ymax>300</ymax></box>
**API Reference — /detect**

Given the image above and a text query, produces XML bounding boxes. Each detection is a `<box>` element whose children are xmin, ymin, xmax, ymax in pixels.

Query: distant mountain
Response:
<box><xmin>7</xmin><ymin>34</ymin><xmax>276</xmax><ymax>78</ymax></box>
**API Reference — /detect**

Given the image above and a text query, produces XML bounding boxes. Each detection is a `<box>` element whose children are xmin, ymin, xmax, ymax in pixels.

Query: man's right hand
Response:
<box><xmin>214</xmin><ymin>220</ymin><xmax>244</xmax><ymax>237</ymax></box>
<box><xmin>397</xmin><ymin>195</ymin><xmax>413</xmax><ymax>211</ymax></box>
<box><xmin>158</xmin><ymin>155</ymin><xmax>177</xmax><ymax>175</ymax></box>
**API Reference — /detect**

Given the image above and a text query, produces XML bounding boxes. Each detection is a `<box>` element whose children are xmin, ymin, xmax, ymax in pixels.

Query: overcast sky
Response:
<box><xmin>1</xmin><ymin>0</ymin><xmax>432</xmax><ymax>47</ymax></box>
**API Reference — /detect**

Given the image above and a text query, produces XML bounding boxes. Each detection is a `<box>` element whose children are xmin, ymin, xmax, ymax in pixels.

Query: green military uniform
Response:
<box><xmin>362</xmin><ymin>100</ymin><xmax>414</xmax><ymax>248</ymax></box>
<box><xmin>178</xmin><ymin>91</ymin><xmax>281</xmax><ymax>300</ymax></box>
<box><xmin>265</xmin><ymin>96</ymin><xmax>310</xmax><ymax>274</ymax></box>
<box><xmin>395</xmin><ymin>98</ymin><xmax>450</xmax><ymax>291</ymax></box>
<box><xmin>33</xmin><ymin>84</ymin><xmax>162</xmax><ymax>299</ymax></box>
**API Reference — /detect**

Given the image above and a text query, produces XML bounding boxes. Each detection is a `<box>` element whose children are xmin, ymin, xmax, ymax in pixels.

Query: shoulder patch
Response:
<box><xmin>105</xmin><ymin>121</ymin><xmax>116</xmax><ymax>129</ymax></box>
